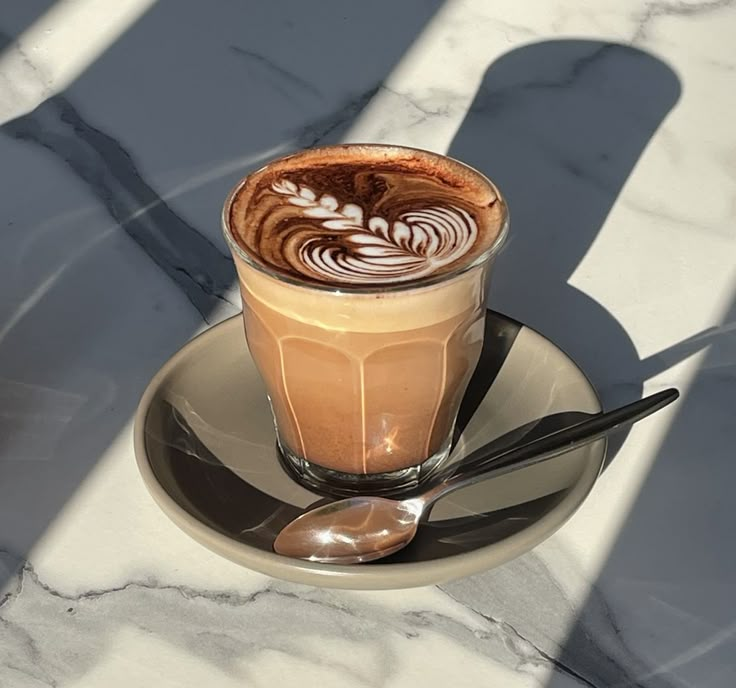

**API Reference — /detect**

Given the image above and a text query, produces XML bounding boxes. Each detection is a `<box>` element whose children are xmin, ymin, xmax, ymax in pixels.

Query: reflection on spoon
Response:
<box><xmin>273</xmin><ymin>389</ymin><xmax>679</xmax><ymax>564</ymax></box>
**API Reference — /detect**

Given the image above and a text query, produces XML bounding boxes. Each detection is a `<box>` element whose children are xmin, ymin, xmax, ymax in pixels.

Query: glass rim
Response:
<box><xmin>221</xmin><ymin>143</ymin><xmax>510</xmax><ymax>295</ymax></box>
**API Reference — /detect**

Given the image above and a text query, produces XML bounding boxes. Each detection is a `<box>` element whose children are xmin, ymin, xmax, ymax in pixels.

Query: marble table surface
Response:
<box><xmin>1</xmin><ymin>1</ymin><xmax>735</xmax><ymax>685</ymax></box>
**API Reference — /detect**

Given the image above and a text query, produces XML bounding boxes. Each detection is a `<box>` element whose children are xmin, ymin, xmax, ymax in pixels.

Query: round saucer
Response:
<box><xmin>134</xmin><ymin>312</ymin><xmax>605</xmax><ymax>590</ymax></box>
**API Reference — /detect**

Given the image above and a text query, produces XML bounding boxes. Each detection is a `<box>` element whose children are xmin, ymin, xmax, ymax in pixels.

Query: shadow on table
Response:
<box><xmin>449</xmin><ymin>39</ymin><xmax>685</xmax><ymax>468</ymax></box>
<box><xmin>546</xmin><ymin>296</ymin><xmax>736</xmax><ymax>687</ymax></box>
<box><xmin>0</xmin><ymin>0</ymin><xmax>443</xmax><ymax>599</ymax></box>
<box><xmin>442</xmin><ymin>40</ymin><xmax>736</xmax><ymax>686</ymax></box>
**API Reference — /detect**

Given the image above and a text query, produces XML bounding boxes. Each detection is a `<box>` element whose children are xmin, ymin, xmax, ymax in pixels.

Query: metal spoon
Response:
<box><xmin>273</xmin><ymin>388</ymin><xmax>678</xmax><ymax>564</ymax></box>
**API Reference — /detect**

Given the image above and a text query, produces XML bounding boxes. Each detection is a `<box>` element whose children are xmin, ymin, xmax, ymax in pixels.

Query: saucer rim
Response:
<box><xmin>133</xmin><ymin>312</ymin><xmax>605</xmax><ymax>590</ymax></box>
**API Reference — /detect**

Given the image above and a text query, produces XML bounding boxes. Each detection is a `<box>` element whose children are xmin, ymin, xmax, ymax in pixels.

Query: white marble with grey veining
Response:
<box><xmin>1</xmin><ymin>0</ymin><xmax>735</xmax><ymax>686</ymax></box>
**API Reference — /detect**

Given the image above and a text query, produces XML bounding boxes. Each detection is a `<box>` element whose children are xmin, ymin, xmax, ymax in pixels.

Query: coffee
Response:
<box><xmin>224</xmin><ymin>145</ymin><xmax>507</xmax><ymax>492</ymax></box>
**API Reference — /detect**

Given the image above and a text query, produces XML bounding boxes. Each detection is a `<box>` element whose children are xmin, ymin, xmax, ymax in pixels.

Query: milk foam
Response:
<box><xmin>271</xmin><ymin>179</ymin><xmax>478</xmax><ymax>284</ymax></box>
<box><xmin>235</xmin><ymin>258</ymin><xmax>487</xmax><ymax>333</ymax></box>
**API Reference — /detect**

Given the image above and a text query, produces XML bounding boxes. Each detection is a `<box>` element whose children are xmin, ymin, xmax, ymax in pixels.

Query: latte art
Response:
<box><xmin>272</xmin><ymin>180</ymin><xmax>478</xmax><ymax>284</ymax></box>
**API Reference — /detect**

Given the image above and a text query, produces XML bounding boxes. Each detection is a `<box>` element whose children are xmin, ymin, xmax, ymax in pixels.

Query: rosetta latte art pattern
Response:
<box><xmin>272</xmin><ymin>179</ymin><xmax>478</xmax><ymax>284</ymax></box>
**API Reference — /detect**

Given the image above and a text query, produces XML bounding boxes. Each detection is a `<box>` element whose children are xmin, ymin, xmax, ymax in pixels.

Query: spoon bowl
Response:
<box><xmin>275</xmin><ymin>497</ymin><xmax>424</xmax><ymax>563</ymax></box>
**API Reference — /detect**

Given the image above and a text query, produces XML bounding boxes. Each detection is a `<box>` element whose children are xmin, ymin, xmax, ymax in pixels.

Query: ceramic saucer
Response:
<box><xmin>134</xmin><ymin>311</ymin><xmax>605</xmax><ymax>589</ymax></box>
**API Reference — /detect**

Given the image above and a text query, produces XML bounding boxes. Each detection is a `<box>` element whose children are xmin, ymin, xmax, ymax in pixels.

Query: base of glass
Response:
<box><xmin>277</xmin><ymin>437</ymin><xmax>452</xmax><ymax>498</ymax></box>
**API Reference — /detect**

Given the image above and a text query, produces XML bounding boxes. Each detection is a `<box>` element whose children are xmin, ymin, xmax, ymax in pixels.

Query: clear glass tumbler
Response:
<box><xmin>223</xmin><ymin>145</ymin><xmax>508</xmax><ymax>495</ymax></box>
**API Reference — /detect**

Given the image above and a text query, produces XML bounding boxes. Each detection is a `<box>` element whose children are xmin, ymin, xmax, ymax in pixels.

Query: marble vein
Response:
<box><xmin>3</xmin><ymin>92</ymin><xmax>236</xmax><ymax>322</ymax></box>
<box><xmin>632</xmin><ymin>0</ymin><xmax>736</xmax><ymax>42</ymax></box>
<box><xmin>229</xmin><ymin>45</ymin><xmax>323</xmax><ymax>101</ymax></box>
<box><xmin>294</xmin><ymin>84</ymin><xmax>381</xmax><ymax>148</ymax></box>
<box><xmin>467</xmin><ymin>43</ymin><xmax>616</xmax><ymax>119</ymax></box>
<box><xmin>380</xmin><ymin>86</ymin><xmax>448</xmax><ymax>119</ymax></box>
<box><xmin>441</xmin><ymin>551</ymin><xmax>678</xmax><ymax>688</ymax></box>
<box><xmin>0</xmin><ymin>550</ymin><xmax>600</xmax><ymax>687</ymax></box>
<box><xmin>499</xmin><ymin>618</ymin><xmax>596</xmax><ymax>688</ymax></box>
<box><xmin>438</xmin><ymin>588</ymin><xmax>600</xmax><ymax>688</ymax></box>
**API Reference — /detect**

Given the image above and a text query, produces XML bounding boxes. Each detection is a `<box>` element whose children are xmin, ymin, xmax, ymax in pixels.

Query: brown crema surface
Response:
<box><xmin>226</xmin><ymin>145</ymin><xmax>506</xmax><ymax>289</ymax></box>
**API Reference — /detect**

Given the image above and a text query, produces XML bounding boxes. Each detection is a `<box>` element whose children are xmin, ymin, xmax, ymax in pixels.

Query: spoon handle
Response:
<box><xmin>420</xmin><ymin>388</ymin><xmax>679</xmax><ymax>508</ymax></box>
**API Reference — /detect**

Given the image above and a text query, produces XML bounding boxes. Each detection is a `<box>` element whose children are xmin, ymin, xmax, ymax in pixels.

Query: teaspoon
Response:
<box><xmin>273</xmin><ymin>388</ymin><xmax>678</xmax><ymax>564</ymax></box>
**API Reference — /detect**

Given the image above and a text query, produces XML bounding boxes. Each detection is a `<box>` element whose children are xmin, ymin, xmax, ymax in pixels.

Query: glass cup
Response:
<box><xmin>222</xmin><ymin>145</ymin><xmax>508</xmax><ymax>495</ymax></box>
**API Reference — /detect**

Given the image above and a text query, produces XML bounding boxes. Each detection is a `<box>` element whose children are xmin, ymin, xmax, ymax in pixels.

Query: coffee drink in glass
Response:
<box><xmin>223</xmin><ymin>144</ymin><xmax>508</xmax><ymax>494</ymax></box>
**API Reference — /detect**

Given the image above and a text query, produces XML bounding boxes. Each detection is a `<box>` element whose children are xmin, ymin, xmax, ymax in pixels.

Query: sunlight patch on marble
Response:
<box><xmin>0</xmin><ymin>0</ymin><xmax>156</xmax><ymax>124</ymax></box>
